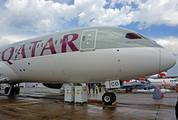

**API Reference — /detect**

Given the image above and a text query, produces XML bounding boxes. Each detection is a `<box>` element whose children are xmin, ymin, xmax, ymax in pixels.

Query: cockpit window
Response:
<box><xmin>137</xmin><ymin>33</ymin><xmax>149</xmax><ymax>39</ymax></box>
<box><xmin>125</xmin><ymin>33</ymin><xmax>142</xmax><ymax>39</ymax></box>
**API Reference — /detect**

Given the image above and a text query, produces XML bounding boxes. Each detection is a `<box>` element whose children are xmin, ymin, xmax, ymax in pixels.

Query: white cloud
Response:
<box><xmin>0</xmin><ymin>0</ymin><xmax>80</xmax><ymax>43</ymax></box>
<box><xmin>2</xmin><ymin>0</ymin><xmax>65</xmax><ymax>32</ymax></box>
<box><xmin>134</xmin><ymin>0</ymin><xmax>178</xmax><ymax>29</ymax></box>
<box><xmin>90</xmin><ymin>5</ymin><xmax>133</xmax><ymax>26</ymax></box>
<box><xmin>0</xmin><ymin>0</ymin><xmax>178</xmax><ymax>44</ymax></box>
<box><xmin>155</xmin><ymin>36</ymin><xmax>178</xmax><ymax>75</ymax></box>
<box><xmin>0</xmin><ymin>35</ymin><xmax>35</xmax><ymax>46</ymax></box>
<box><xmin>0</xmin><ymin>0</ymin><xmax>178</xmax><ymax>33</ymax></box>
<box><xmin>0</xmin><ymin>37</ymin><xmax>11</xmax><ymax>46</ymax></box>
<box><xmin>0</xmin><ymin>0</ymin><xmax>83</xmax><ymax>33</ymax></box>
<box><xmin>89</xmin><ymin>0</ymin><xmax>178</xmax><ymax>29</ymax></box>
<box><xmin>76</xmin><ymin>0</ymin><xmax>107</xmax><ymax>26</ymax></box>
<box><xmin>155</xmin><ymin>37</ymin><xmax>178</xmax><ymax>54</ymax></box>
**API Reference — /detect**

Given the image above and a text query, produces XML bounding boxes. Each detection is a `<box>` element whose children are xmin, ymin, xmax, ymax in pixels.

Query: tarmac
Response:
<box><xmin>0</xmin><ymin>87</ymin><xmax>177</xmax><ymax>120</ymax></box>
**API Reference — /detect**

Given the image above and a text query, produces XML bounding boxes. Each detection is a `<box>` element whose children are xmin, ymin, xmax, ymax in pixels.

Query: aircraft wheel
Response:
<box><xmin>102</xmin><ymin>92</ymin><xmax>115</xmax><ymax>105</ymax></box>
<box><xmin>110</xmin><ymin>92</ymin><xmax>116</xmax><ymax>103</ymax></box>
<box><xmin>14</xmin><ymin>87</ymin><xmax>20</xmax><ymax>94</ymax></box>
<box><xmin>5</xmin><ymin>87</ymin><xmax>9</xmax><ymax>94</ymax></box>
<box><xmin>10</xmin><ymin>87</ymin><xmax>15</xmax><ymax>94</ymax></box>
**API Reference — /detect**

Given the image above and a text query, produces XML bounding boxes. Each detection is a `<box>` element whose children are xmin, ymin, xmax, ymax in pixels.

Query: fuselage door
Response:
<box><xmin>80</xmin><ymin>29</ymin><xmax>98</xmax><ymax>51</ymax></box>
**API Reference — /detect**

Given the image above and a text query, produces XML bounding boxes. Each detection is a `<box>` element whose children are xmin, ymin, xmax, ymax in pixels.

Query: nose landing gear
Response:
<box><xmin>102</xmin><ymin>92</ymin><xmax>116</xmax><ymax>105</ymax></box>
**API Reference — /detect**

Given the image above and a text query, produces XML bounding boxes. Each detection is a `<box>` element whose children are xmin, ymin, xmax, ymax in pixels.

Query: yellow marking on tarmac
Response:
<box><xmin>1</xmin><ymin>102</ymin><xmax>40</xmax><ymax>107</ymax></box>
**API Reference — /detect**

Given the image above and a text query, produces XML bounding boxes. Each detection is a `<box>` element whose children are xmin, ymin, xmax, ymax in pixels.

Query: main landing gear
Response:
<box><xmin>4</xmin><ymin>83</ymin><xmax>20</xmax><ymax>95</ymax></box>
<box><xmin>102</xmin><ymin>92</ymin><xmax>116</xmax><ymax>105</ymax></box>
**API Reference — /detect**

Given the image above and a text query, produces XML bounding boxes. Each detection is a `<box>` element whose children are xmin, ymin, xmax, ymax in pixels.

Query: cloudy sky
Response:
<box><xmin>0</xmin><ymin>0</ymin><xmax>178</xmax><ymax>75</ymax></box>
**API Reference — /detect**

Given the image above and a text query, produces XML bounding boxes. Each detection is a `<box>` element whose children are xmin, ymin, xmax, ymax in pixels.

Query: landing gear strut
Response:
<box><xmin>102</xmin><ymin>92</ymin><xmax>116</xmax><ymax>105</ymax></box>
<box><xmin>4</xmin><ymin>84</ymin><xmax>20</xmax><ymax>95</ymax></box>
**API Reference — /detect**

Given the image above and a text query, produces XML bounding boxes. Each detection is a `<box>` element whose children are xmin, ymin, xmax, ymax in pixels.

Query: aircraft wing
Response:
<box><xmin>122</xmin><ymin>81</ymin><xmax>155</xmax><ymax>89</ymax></box>
<box><xmin>134</xmin><ymin>83</ymin><xmax>155</xmax><ymax>89</ymax></box>
<box><xmin>123</xmin><ymin>83</ymin><xmax>134</xmax><ymax>87</ymax></box>
<box><xmin>123</xmin><ymin>81</ymin><xmax>142</xmax><ymax>88</ymax></box>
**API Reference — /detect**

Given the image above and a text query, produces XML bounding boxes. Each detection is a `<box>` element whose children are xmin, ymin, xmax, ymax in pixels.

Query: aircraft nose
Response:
<box><xmin>160</xmin><ymin>48</ymin><xmax>177</xmax><ymax>72</ymax></box>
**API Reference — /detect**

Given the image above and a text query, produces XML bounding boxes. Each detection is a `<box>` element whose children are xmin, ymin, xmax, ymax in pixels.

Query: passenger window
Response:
<box><xmin>60</xmin><ymin>39</ymin><xmax>63</xmax><ymax>44</ymax></box>
<box><xmin>37</xmin><ymin>44</ymin><xmax>39</xmax><ymax>48</ymax></box>
<box><xmin>33</xmin><ymin>45</ymin><xmax>35</xmax><ymax>49</ymax></box>
<box><xmin>82</xmin><ymin>36</ymin><xmax>85</xmax><ymax>41</ymax></box>
<box><xmin>50</xmin><ymin>41</ymin><xmax>52</xmax><ymax>46</ymax></box>
<box><xmin>29</xmin><ymin>46</ymin><xmax>31</xmax><ymax>50</ymax></box>
<box><xmin>55</xmin><ymin>40</ymin><xmax>58</xmax><ymax>45</ymax></box>
<box><xmin>41</xmin><ymin>43</ymin><xmax>43</xmax><ymax>47</ymax></box>
<box><xmin>65</xmin><ymin>38</ymin><xmax>68</xmax><ymax>42</ymax></box>
<box><xmin>125</xmin><ymin>33</ymin><xmax>142</xmax><ymax>39</ymax></box>
<box><xmin>45</xmin><ymin>43</ymin><xmax>47</xmax><ymax>47</ymax></box>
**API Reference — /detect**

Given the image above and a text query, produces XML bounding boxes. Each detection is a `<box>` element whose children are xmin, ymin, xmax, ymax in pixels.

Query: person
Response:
<box><xmin>88</xmin><ymin>83</ymin><xmax>91</xmax><ymax>94</ymax></box>
<box><xmin>99</xmin><ymin>85</ymin><xmax>101</xmax><ymax>93</ymax></box>
<box><xmin>95</xmin><ymin>84</ymin><xmax>98</xmax><ymax>94</ymax></box>
<box><xmin>92</xmin><ymin>84</ymin><xmax>95</xmax><ymax>94</ymax></box>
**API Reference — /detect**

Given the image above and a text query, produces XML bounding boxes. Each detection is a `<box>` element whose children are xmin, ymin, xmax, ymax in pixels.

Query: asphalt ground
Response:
<box><xmin>0</xmin><ymin>87</ymin><xmax>177</xmax><ymax>120</ymax></box>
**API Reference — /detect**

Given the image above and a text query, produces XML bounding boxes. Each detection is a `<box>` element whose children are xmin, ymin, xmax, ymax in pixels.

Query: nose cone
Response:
<box><xmin>160</xmin><ymin>48</ymin><xmax>177</xmax><ymax>72</ymax></box>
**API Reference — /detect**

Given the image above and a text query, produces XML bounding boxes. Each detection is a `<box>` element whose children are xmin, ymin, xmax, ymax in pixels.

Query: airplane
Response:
<box><xmin>147</xmin><ymin>78</ymin><xmax>178</xmax><ymax>89</ymax></box>
<box><xmin>148</xmin><ymin>71</ymin><xmax>178</xmax><ymax>79</ymax></box>
<box><xmin>0</xmin><ymin>26</ymin><xmax>176</xmax><ymax>104</ymax></box>
<box><xmin>146</xmin><ymin>71</ymin><xmax>178</xmax><ymax>89</ymax></box>
<box><xmin>122</xmin><ymin>80</ymin><xmax>155</xmax><ymax>92</ymax></box>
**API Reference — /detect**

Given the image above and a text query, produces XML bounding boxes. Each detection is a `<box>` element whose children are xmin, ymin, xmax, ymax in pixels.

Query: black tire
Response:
<box><xmin>102</xmin><ymin>92</ymin><xmax>114</xmax><ymax>105</ymax></box>
<box><xmin>14</xmin><ymin>87</ymin><xmax>20</xmax><ymax>94</ymax></box>
<box><xmin>5</xmin><ymin>87</ymin><xmax>9</xmax><ymax>94</ymax></box>
<box><xmin>110</xmin><ymin>92</ymin><xmax>116</xmax><ymax>103</ymax></box>
<box><xmin>10</xmin><ymin>87</ymin><xmax>15</xmax><ymax>94</ymax></box>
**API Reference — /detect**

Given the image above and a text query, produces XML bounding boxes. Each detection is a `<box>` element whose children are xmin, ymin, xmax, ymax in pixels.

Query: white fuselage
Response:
<box><xmin>0</xmin><ymin>26</ymin><xmax>176</xmax><ymax>84</ymax></box>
